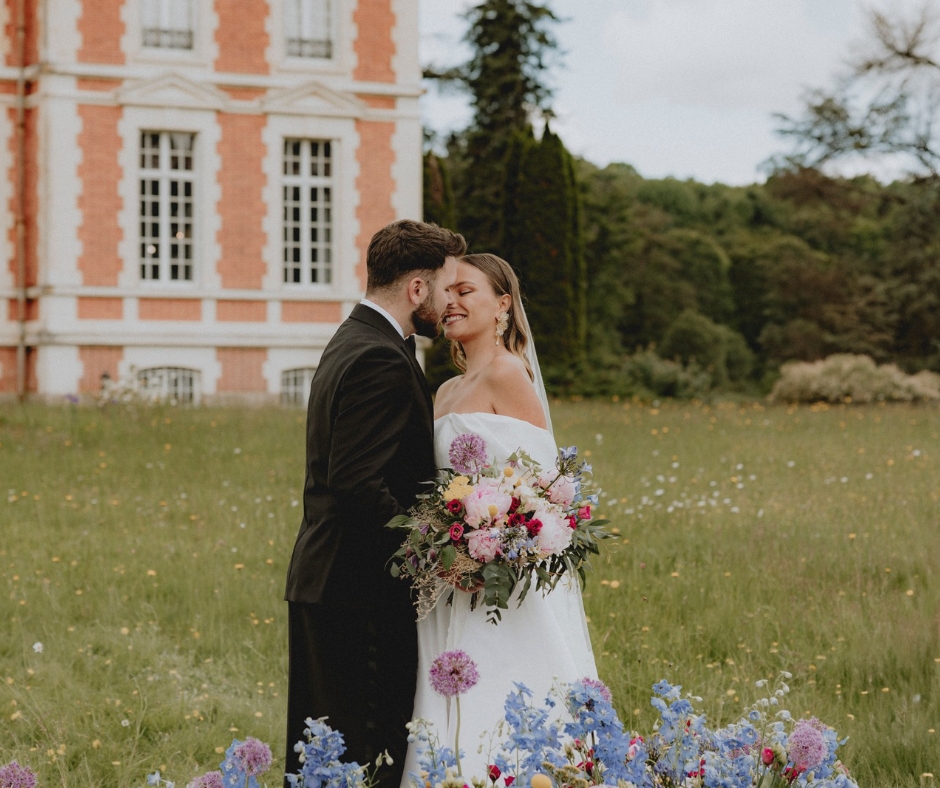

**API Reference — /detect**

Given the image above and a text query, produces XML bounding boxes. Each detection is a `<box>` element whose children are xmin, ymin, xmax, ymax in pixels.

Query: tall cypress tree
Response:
<box><xmin>503</xmin><ymin>126</ymin><xmax>585</xmax><ymax>383</ymax></box>
<box><xmin>422</xmin><ymin>151</ymin><xmax>456</xmax><ymax>230</ymax></box>
<box><xmin>426</xmin><ymin>0</ymin><xmax>558</xmax><ymax>253</ymax></box>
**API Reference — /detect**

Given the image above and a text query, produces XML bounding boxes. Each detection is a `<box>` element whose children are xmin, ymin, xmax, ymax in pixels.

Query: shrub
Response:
<box><xmin>717</xmin><ymin>324</ymin><xmax>755</xmax><ymax>383</ymax></box>
<box><xmin>770</xmin><ymin>353</ymin><xmax>940</xmax><ymax>403</ymax></box>
<box><xmin>658</xmin><ymin>309</ymin><xmax>754</xmax><ymax>387</ymax></box>
<box><xmin>621</xmin><ymin>349</ymin><xmax>713</xmax><ymax>400</ymax></box>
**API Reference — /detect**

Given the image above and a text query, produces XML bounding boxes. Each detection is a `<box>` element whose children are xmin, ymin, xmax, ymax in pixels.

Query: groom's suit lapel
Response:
<box><xmin>348</xmin><ymin>304</ymin><xmax>434</xmax><ymax>417</ymax></box>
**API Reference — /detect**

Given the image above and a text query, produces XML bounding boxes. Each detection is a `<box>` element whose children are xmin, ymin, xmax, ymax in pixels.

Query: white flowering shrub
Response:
<box><xmin>770</xmin><ymin>354</ymin><xmax>940</xmax><ymax>403</ymax></box>
<box><xmin>96</xmin><ymin>365</ymin><xmax>146</xmax><ymax>407</ymax></box>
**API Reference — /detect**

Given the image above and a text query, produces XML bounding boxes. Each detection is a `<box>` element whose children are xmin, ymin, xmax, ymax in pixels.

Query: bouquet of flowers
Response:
<box><xmin>387</xmin><ymin>431</ymin><xmax>611</xmax><ymax>623</ymax></box>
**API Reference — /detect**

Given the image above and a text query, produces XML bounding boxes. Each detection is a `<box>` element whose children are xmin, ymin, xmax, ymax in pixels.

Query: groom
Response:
<box><xmin>284</xmin><ymin>220</ymin><xmax>466</xmax><ymax>787</ymax></box>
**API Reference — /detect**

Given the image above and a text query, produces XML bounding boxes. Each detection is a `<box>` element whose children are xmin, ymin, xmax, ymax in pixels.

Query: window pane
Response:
<box><xmin>282</xmin><ymin>138</ymin><xmax>333</xmax><ymax>286</ymax></box>
<box><xmin>142</xmin><ymin>0</ymin><xmax>194</xmax><ymax>49</ymax></box>
<box><xmin>140</xmin><ymin>131</ymin><xmax>196</xmax><ymax>282</ymax></box>
<box><xmin>286</xmin><ymin>0</ymin><xmax>332</xmax><ymax>58</ymax></box>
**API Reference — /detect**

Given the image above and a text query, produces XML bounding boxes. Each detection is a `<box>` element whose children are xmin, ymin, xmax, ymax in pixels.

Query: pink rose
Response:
<box><xmin>761</xmin><ymin>748</ymin><xmax>774</xmax><ymax>766</ymax></box>
<box><xmin>462</xmin><ymin>488</ymin><xmax>513</xmax><ymax>527</ymax></box>
<box><xmin>449</xmin><ymin>522</ymin><xmax>465</xmax><ymax>542</ymax></box>
<box><xmin>466</xmin><ymin>528</ymin><xmax>501</xmax><ymax>562</ymax></box>
<box><xmin>578</xmin><ymin>504</ymin><xmax>592</xmax><ymax>520</ymax></box>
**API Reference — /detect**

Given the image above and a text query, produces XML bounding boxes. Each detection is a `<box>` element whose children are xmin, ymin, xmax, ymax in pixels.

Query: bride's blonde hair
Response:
<box><xmin>450</xmin><ymin>253</ymin><xmax>533</xmax><ymax>381</ymax></box>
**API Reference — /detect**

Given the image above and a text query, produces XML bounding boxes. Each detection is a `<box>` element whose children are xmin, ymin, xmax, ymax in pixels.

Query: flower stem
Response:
<box><xmin>455</xmin><ymin>695</ymin><xmax>463</xmax><ymax>777</ymax></box>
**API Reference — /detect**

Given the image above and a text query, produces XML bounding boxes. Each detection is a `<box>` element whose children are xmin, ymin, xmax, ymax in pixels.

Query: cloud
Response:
<box><xmin>601</xmin><ymin>0</ymin><xmax>853</xmax><ymax>114</ymax></box>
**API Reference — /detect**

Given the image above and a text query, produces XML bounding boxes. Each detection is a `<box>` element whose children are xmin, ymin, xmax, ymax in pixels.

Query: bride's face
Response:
<box><xmin>441</xmin><ymin>261</ymin><xmax>510</xmax><ymax>343</ymax></box>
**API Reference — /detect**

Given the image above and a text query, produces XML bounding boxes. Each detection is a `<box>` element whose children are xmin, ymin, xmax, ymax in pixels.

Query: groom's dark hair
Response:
<box><xmin>366</xmin><ymin>220</ymin><xmax>466</xmax><ymax>293</ymax></box>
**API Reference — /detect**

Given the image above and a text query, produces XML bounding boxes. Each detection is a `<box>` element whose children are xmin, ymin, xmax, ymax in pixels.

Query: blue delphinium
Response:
<box><xmin>406</xmin><ymin>718</ymin><xmax>458</xmax><ymax>787</ymax></box>
<box><xmin>564</xmin><ymin>679</ymin><xmax>636</xmax><ymax>785</ymax></box>
<box><xmin>491</xmin><ymin>683</ymin><xmax>565</xmax><ymax>785</ymax></box>
<box><xmin>649</xmin><ymin>679</ymin><xmax>711</xmax><ymax>784</ymax></box>
<box><xmin>286</xmin><ymin>718</ymin><xmax>376</xmax><ymax>788</ymax></box>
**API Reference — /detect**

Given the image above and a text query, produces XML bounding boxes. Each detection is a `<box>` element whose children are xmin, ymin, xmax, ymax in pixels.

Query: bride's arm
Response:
<box><xmin>486</xmin><ymin>355</ymin><xmax>547</xmax><ymax>429</ymax></box>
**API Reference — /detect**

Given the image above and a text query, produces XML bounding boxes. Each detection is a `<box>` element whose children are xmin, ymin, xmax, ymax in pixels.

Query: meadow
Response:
<box><xmin>0</xmin><ymin>399</ymin><xmax>937</xmax><ymax>787</ymax></box>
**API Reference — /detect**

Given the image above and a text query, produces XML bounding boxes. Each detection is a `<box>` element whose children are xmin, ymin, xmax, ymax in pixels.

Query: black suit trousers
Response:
<box><xmin>284</xmin><ymin>600</ymin><xmax>418</xmax><ymax>788</ymax></box>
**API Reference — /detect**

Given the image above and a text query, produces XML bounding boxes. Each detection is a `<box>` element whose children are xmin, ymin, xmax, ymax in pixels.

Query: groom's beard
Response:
<box><xmin>411</xmin><ymin>294</ymin><xmax>442</xmax><ymax>339</ymax></box>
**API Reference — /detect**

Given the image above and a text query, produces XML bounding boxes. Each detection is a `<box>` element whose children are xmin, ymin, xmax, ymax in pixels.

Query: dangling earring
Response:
<box><xmin>495</xmin><ymin>312</ymin><xmax>509</xmax><ymax>346</ymax></box>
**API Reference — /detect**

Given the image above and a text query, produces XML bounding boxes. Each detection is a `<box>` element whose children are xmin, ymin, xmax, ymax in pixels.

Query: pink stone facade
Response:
<box><xmin>0</xmin><ymin>0</ymin><xmax>422</xmax><ymax>402</ymax></box>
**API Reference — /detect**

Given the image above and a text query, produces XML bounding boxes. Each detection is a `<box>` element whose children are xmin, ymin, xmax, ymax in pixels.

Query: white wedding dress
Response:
<box><xmin>401</xmin><ymin>412</ymin><xmax>598</xmax><ymax>786</ymax></box>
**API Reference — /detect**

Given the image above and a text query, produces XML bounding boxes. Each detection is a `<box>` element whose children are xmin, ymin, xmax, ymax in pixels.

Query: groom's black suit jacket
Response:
<box><xmin>284</xmin><ymin>303</ymin><xmax>436</xmax><ymax>608</ymax></box>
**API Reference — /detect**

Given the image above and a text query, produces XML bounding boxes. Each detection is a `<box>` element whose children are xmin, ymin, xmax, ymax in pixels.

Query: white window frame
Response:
<box><xmin>284</xmin><ymin>0</ymin><xmax>333</xmax><ymax>60</ymax></box>
<box><xmin>141</xmin><ymin>0</ymin><xmax>194</xmax><ymax>50</ymax></box>
<box><xmin>281</xmin><ymin>367</ymin><xmax>317</xmax><ymax>406</ymax></box>
<box><xmin>282</xmin><ymin>138</ymin><xmax>334</xmax><ymax>287</ymax></box>
<box><xmin>139</xmin><ymin>131</ymin><xmax>196</xmax><ymax>284</ymax></box>
<box><xmin>137</xmin><ymin>366</ymin><xmax>201</xmax><ymax>405</ymax></box>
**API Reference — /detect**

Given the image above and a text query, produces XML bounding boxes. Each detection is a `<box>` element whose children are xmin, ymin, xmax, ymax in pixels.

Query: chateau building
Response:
<box><xmin>0</xmin><ymin>0</ymin><xmax>422</xmax><ymax>403</ymax></box>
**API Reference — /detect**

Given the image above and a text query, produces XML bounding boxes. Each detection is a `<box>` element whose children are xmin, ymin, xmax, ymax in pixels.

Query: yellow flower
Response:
<box><xmin>443</xmin><ymin>476</ymin><xmax>474</xmax><ymax>500</ymax></box>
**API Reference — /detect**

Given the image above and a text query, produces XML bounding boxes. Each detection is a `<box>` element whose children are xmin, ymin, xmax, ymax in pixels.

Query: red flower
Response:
<box><xmin>526</xmin><ymin>518</ymin><xmax>543</xmax><ymax>536</ymax></box>
<box><xmin>761</xmin><ymin>748</ymin><xmax>775</xmax><ymax>766</ymax></box>
<box><xmin>487</xmin><ymin>765</ymin><xmax>501</xmax><ymax>782</ymax></box>
<box><xmin>449</xmin><ymin>522</ymin><xmax>465</xmax><ymax>541</ymax></box>
<box><xmin>566</xmin><ymin>514</ymin><xmax>577</xmax><ymax>529</ymax></box>
<box><xmin>446</xmin><ymin>499</ymin><xmax>463</xmax><ymax>515</ymax></box>
<box><xmin>503</xmin><ymin>778</ymin><xmax>514</xmax><ymax>787</ymax></box>
<box><xmin>508</xmin><ymin>512</ymin><xmax>527</xmax><ymax>528</ymax></box>
<box><xmin>578</xmin><ymin>505</ymin><xmax>592</xmax><ymax>520</ymax></box>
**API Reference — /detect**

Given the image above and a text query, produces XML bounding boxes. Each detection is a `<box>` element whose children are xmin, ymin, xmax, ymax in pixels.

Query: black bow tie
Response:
<box><xmin>404</xmin><ymin>335</ymin><xmax>417</xmax><ymax>356</ymax></box>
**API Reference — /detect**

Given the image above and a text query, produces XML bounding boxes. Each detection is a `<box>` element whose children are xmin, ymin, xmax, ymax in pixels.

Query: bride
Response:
<box><xmin>401</xmin><ymin>253</ymin><xmax>598</xmax><ymax>785</ymax></box>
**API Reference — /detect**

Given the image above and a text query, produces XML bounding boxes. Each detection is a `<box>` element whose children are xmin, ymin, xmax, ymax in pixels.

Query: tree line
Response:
<box><xmin>423</xmin><ymin>0</ymin><xmax>940</xmax><ymax>397</ymax></box>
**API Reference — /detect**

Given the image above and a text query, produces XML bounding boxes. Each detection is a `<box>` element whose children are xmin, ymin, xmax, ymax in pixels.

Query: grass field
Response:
<box><xmin>0</xmin><ymin>399</ymin><xmax>937</xmax><ymax>787</ymax></box>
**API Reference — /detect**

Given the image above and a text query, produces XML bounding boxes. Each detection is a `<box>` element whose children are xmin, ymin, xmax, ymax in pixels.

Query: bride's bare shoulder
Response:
<box><xmin>487</xmin><ymin>353</ymin><xmax>530</xmax><ymax>383</ymax></box>
<box><xmin>485</xmin><ymin>354</ymin><xmax>545</xmax><ymax>427</ymax></box>
<box><xmin>434</xmin><ymin>374</ymin><xmax>463</xmax><ymax>413</ymax></box>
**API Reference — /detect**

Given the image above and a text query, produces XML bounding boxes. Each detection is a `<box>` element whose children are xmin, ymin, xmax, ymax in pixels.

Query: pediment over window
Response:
<box><xmin>262</xmin><ymin>81</ymin><xmax>366</xmax><ymax>118</ymax></box>
<box><xmin>117</xmin><ymin>73</ymin><xmax>230</xmax><ymax>111</ymax></box>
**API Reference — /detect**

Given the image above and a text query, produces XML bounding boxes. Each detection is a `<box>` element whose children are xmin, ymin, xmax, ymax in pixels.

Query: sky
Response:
<box><xmin>418</xmin><ymin>0</ymin><xmax>914</xmax><ymax>186</ymax></box>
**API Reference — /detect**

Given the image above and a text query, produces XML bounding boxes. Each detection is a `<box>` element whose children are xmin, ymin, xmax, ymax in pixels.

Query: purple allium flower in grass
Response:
<box><xmin>0</xmin><ymin>761</ymin><xmax>37</xmax><ymax>788</ymax></box>
<box><xmin>187</xmin><ymin>772</ymin><xmax>224</xmax><ymax>788</ymax></box>
<box><xmin>232</xmin><ymin>738</ymin><xmax>272</xmax><ymax>776</ymax></box>
<box><xmin>788</xmin><ymin>719</ymin><xmax>827</xmax><ymax>771</ymax></box>
<box><xmin>429</xmin><ymin>650</ymin><xmax>479</xmax><ymax>697</ymax></box>
<box><xmin>580</xmin><ymin>677</ymin><xmax>613</xmax><ymax>703</ymax></box>
<box><xmin>449</xmin><ymin>432</ymin><xmax>488</xmax><ymax>475</ymax></box>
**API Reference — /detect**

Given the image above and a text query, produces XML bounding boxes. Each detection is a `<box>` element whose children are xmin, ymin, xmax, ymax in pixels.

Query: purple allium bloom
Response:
<box><xmin>187</xmin><ymin>772</ymin><xmax>224</xmax><ymax>788</ymax></box>
<box><xmin>788</xmin><ymin>719</ymin><xmax>827</xmax><ymax>771</ymax></box>
<box><xmin>0</xmin><ymin>761</ymin><xmax>37</xmax><ymax>788</ymax></box>
<box><xmin>429</xmin><ymin>650</ymin><xmax>479</xmax><ymax>697</ymax></box>
<box><xmin>233</xmin><ymin>738</ymin><xmax>273</xmax><ymax>776</ymax></box>
<box><xmin>581</xmin><ymin>677</ymin><xmax>613</xmax><ymax>703</ymax></box>
<box><xmin>449</xmin><ymin>432</ymin><xmax>488</xmax><ymax>475</ymax></box>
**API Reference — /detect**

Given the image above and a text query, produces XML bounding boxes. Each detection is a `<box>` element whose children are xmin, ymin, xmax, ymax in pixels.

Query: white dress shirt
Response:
<box><xmin>360</xmin><ymin>298</ymin><xmax>407</xmax><ymax>338</ymax></box>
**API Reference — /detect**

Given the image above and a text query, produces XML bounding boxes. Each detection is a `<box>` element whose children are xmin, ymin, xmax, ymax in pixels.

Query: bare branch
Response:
<box><xmin>854</xmin><ymin>2</ymin><xmax>940</xmax><ymax>75</ymax></box>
